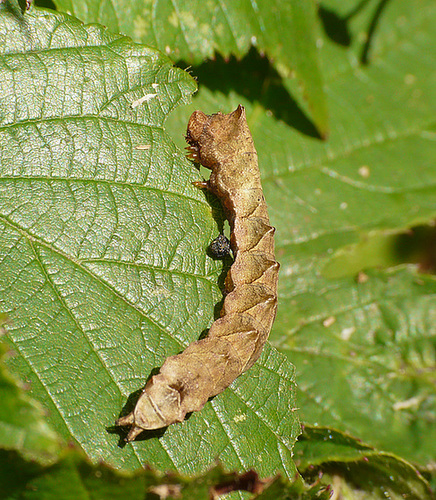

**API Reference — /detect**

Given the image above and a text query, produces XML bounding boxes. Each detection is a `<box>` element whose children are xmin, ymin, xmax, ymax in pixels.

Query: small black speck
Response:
<box><xmin>209</xmin><ymin>234</ymin><xmax>231</xmax><ymax>259</ymax></box>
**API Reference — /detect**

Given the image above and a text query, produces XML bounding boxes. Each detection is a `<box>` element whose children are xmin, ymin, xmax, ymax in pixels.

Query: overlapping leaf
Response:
<box><xmin>0</xmin><ymin>449</ymin><xmax>328</xmax><ymax>500</ymax></box>
<box><xmin>0</xmin><ymin>336</ymin><xmax>62</xmax><ymax>465</ymax></box>
<box><xmin>295</xmin><ymin>427</ymin><xmax>434</xmax><ymax>500</ymax></box>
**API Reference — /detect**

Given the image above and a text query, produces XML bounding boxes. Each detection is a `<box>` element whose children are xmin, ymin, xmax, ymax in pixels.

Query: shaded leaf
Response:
<box><xmin>295</xmin><ymin>426</ymin><xmax>434</xmax><ymax>500</ymax></box>
<box><xmin>0</xmin><ymin>449</ymin><xmax>328</xmax><ymax>500</ymax></box>
<box><xmin>0</xmin><ymin>334</ymin><xmax>62</xmax><ymax>464</ymax></box>
<box><xmin>253</xmin><ymin>474</ymin><xmax>330</xmax><ymax>500</ymax></box>
<box><xmin>0</xmin><ymin>448</ymin><xmax>151</xmax><ymax>500</ymax></box>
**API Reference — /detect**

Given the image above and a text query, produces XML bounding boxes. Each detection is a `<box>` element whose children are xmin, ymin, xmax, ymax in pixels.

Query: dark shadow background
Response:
<box><xmin>180</xmin><ymin>48</ymin><xmax>321</xmax><ymax>139</ymax></box>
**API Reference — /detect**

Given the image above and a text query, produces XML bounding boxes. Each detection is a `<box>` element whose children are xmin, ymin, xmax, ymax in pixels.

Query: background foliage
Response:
<box><xmin>0</xmin><ymin>0</ymin><xmax>435</xmax><ymax>498</ymax></box>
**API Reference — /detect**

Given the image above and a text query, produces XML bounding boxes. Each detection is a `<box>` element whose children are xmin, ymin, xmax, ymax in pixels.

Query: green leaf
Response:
<box><xmin>165</xmin><ymin>0</ymin><xmax>436</xmax><ymax>469</ymax></box>
<box><xmin>0</xmin><ymin>8</ymin><xmax>300</xmax><ymax>478</ymax></box>
<box><xmin>0</xmin><ymin>448</ymin><xmax>150</xmax><ymax>500</ymax></box>
<box><xmin>0</xmin><ymin>333</ymin><xmax>61</xmax><ymax>464</ymax></box>
<box><xmin>294</xmin><ymin>426</ymin><xmax>434</xmax><ymax>500</ymax></box>
<box><xmin>0</xmin><ymin>0</ymin><xmax>28</xmax><ymax>16</ymax></box>
<box><xmin>1</xmin><ymin>449</ymin><xmax>324</xmax><ymax>500</ymax></box>
<box><xmin>51</xmin><ymin>0</ymin><xmax>329</xmax><ymax>136</ymax></box>
<box><xmin>253</xmin><ymin>475</ymin><xmax>330</xmax><ymax>500</ymax></box>
<box><xmin>284</xmin><ymin>267</ymin><xmax>436</xmax><ymax>464</ymax></box>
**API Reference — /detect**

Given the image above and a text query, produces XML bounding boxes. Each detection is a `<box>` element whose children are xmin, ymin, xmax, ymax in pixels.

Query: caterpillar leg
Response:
<box><xmin>192</xmin><ymin>180</ymin><xmax>209</xmax><ymax>189</ymax></box>
<box><xmin>185</xmin><ymin>145</ymin><xmax>199</xmax><ymax>161</ymax></box>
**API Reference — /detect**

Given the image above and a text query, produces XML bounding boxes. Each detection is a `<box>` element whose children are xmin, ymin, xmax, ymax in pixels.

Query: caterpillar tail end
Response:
<box><xmin>115</xmin><ymin>375</ymin><xmax>185</xmax><ymax>441</ymax></box>
<box><xmin>115</xmin><ymin>400</ymin><xmax>164</xmax><ymax>442</ymax></box>
<box><xmin>115</xmin><ymin>412</ymin><xmax>143</xmax><ymax>442</ymax></box>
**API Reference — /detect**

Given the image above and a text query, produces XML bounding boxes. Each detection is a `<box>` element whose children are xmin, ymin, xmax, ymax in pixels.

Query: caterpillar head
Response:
<box><xmin>186</xmin><ymin>106</ymin><xmax>246</xmax><ymax>169</ymax></box>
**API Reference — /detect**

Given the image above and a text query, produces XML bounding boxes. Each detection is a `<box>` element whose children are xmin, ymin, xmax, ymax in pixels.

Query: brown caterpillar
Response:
<box><xmin>116</xmin><ymin>105</ymin><xmax>279</xmax><ymax>441</ymax></box>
